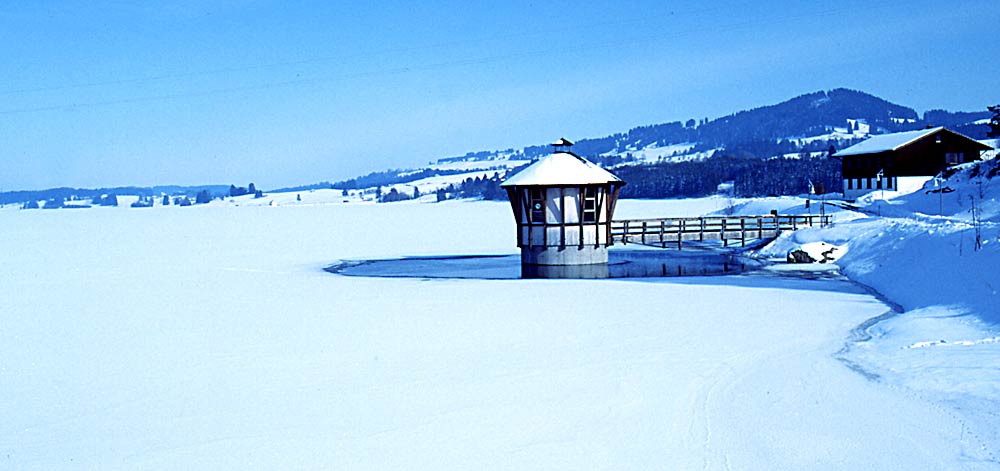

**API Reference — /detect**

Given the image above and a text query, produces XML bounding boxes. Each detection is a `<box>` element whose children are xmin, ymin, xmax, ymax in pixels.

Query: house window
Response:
<box><xmin>866</xmin><ymin>178</ymin><xmax>872</xmax><ymax>189</ymax></box>
<box><xmin>945</xmin><ymin>152</ymin><xmax>964</xmax><ymax>165</ymax></box>
<box><xmin>529</xmin><ymin>189</ymin><xmax>545</xmax><ymax>223</ymax></box>
<box><xmin>582</xmin><ymin>187</ymin><xmax>598</xmax><ymax>223</ymax></box>
<box><xmin>887</xmin><ymin>177</ymin><xmax>893</xmax><ymax>189</ymax></box>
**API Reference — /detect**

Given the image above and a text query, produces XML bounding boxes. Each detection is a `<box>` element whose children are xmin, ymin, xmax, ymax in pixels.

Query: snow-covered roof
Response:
<box><xmin>501</xmin><ymin>152</ymin><xmax>623</xmax><ymax>187</ymax></box>
<box><xmin>834</xmin><ymin>128</ymin><xmax>943</xmax><ymax>156</ymax></box>
<box><xmin>834</xmin><ymin>127</ymin><xmax>992</xmax><ymax>157</ymax></box>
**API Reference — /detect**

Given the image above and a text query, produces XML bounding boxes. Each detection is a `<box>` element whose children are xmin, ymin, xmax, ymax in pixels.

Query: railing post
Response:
<box><xmin>678</xmin><ymin>219</ymin><xmax>684</xmax><ymax>250</ymax></box>
<box><xmin>660</xmin><ymin>219</ymin><xmax>665</xmax><ymax>248</ymax></box>
<box><xmin>721</xmin><ymin>219</ymin><xmax>727</xmax><ymax>247</ymax></box>
<box><xmin>699</xmin><ymin>217</ymin><xmax>705</xmax><ymax>241</ymax></box>
<box><xmin>740</xmin><ymin>218</ymin><xmax>746</xmax><ymax>247</ymax></box>
<box><xmin>641</xmin><ymin>221</ymin><xmax>647</xmax><ymax>245</ymax></box>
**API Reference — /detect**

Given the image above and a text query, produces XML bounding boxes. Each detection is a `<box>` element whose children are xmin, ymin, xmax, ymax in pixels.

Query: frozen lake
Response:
<box><xmin>0</xmin><ymin>200</ymin><xmax>992</xmax><ymax>469</ymax></box>
<box><xmin>328</xmin><ymin>248</ymin><xmax>762</xmax><ymax>279</ymax></box>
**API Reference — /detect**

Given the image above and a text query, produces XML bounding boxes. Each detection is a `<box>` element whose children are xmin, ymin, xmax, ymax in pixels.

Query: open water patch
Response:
<box><xmin>326</xmin><ymin>248</ymin><xmax>763</xmax><ymax>280</ymax></box>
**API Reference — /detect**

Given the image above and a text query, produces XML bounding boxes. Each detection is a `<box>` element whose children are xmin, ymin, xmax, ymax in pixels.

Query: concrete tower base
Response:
<box><xmin>521</xmin><ymin>263</ymin><xmax>609</xmax><ymax>279</ymax></box>
<box><xmin>520</xmin><ymin>246</ymin><xmax>609</xmax><ymax>278</ymax></box>
<box><xmin>521</xmin><ymin>246</ymin><xmax>608</xmax><ymax>266</ymax></box>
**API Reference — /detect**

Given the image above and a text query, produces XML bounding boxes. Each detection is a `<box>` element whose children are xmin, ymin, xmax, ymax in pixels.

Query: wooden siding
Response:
<box><xmin>842</xmin><ymin>130</ymin><xmax>987</xmax><ymax>179</ymax></box>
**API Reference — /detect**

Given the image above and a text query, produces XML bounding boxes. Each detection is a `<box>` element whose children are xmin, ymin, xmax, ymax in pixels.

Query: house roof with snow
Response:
<box><xmin>834</xmin><ymin>127</ymin><xmax>992</xmax><ymax>157</ymax></box>
<box><xmin>501</xmin><ymin>151</ymin><xmax>623</xmax><ymax>187</ymax></box>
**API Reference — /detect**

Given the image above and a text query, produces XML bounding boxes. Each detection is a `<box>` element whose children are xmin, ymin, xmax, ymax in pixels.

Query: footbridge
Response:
<box><xmin>611</xmin><ymin>214</ymin><xmax>831</xmax><ymax>249</ymax></box>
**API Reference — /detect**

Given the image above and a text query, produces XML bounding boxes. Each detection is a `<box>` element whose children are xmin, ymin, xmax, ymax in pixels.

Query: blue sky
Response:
<box><xmin>1</xmin><ymin>0</ymin><xmax>997</xmax><ymax>190</ymax></box>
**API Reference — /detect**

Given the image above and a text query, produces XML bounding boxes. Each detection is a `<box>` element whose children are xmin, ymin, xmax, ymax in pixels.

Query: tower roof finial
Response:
<box><xmin>552</xmin><ymin>137</ymin><xmax>573</xmax><ymax>152</ymax></box>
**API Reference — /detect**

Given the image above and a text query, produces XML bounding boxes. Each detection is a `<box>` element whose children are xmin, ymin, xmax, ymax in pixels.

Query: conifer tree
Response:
<box><xmin>195</xmin><ymin>190</ymin><xmax>212</xmax><ymax>204</ymax></box>
<box><xmin>988</xmin><ymin>105</ymin><xmax>1000</xmax><ymax>138</ymax></box>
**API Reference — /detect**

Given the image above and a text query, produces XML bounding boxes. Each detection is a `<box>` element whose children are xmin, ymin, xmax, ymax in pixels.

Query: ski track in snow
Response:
<box><xmin>833</xmin><ymin>300</ymin><xmax>999</xmax><ymax>464</ymax></box>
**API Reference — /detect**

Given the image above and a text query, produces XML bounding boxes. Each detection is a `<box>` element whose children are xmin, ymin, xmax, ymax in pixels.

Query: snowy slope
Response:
<box><xmin>755</xmin><ymin>157</ymin><xmax>1000</xmax><ymax>461</ymax></box>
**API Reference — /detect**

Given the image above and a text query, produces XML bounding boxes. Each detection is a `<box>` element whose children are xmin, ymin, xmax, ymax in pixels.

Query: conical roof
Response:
<box><xmin>501</xmin><ymin>152</ymin><xmax>623</xmax><ymax>187</ymax></box>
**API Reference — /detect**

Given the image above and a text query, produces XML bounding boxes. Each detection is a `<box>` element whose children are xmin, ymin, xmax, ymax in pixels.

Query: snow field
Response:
<box><xmin>757</xmin><ymin>163</ymin><xmax>1000</xmax><ymax>464</ymax></box>
<box><xmin>1</xmin><ymin>200</ymin><xmax>996</xmax><ymax>469</ymax></box>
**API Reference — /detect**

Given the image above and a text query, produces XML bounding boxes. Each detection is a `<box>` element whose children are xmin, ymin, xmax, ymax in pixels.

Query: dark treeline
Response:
<box><xmin>442</xmin><ymin>155</ymin><xmax>841</xmax><ymax>202</ymax></box>
<box><xmin>228</xmin><ymin>183</ymin><xmax>263</xmax><ymax>199</ymax></box>
<box><xmin>335</xmin><ymin>167</ymin><xmax>507</xmax><ymax>190</ymax></box>
<box><xmin>614</xmin><ymin>155</ymin><xmax>842</xmax><ymax>199</ymax></box>
<box><xmin>428</xmin><ymin>172</ymin><xmax>508</xmax><ymax>203</ymax></box>
<box><xmin>456</xmin><ymin>173</ymin><xmax>506</xmax><ymax>200</ymax></box>
<box><xmin>1</xmin><ymin>185</ymin><xmax>231</xmax><ymax>206</ymax></box>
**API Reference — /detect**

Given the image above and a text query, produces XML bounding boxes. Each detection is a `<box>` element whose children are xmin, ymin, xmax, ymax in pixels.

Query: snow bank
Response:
<box><xmin>763</xmin><ymin>217</ymin><xmax>1000</xmax><ymax>319</ymax></box>
<box><xmin>756</xmin><ymin>157</ymin><xmax>1000</xmax><ymax>462</ymax></box>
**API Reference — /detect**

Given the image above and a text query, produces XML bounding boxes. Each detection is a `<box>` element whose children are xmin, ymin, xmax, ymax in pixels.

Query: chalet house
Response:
<box><xmin>834</xmin><ymin>127</ymin><xmax>993</xmax><ymax>200</ymax></box>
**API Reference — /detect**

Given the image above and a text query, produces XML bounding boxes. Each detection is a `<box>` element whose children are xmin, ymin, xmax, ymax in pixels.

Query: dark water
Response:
<box><xmin>327</xmin><ymin>249</ymin><xmax>762</xmax><ymax>280</ymax></box>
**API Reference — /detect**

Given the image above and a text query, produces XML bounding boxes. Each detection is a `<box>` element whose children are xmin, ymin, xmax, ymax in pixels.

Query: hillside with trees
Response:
<box><xmin>4</xmin><ymin>89</ymin><xmax>993</xmax><ymax>207</ymax></box>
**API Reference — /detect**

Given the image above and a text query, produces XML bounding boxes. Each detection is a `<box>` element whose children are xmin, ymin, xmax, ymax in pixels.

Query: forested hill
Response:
<box><xmin>444</xmin><ymin>88</ymin><xmax>991</xmax><ymax>163</ymax></box>
<box><xmin>4</xmin><ymin>88</ymin><xmax>992</xmax><ymax>205</ymax></box>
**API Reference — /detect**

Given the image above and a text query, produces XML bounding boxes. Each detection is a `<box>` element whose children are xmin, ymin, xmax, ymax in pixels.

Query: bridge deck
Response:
<box><xmin>611</xmin><ymin>214</ymin><xmax>831</xmax><ymax>249</ymax></box>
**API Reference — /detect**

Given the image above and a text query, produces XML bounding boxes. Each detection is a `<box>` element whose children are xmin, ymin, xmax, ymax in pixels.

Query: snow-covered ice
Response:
<box><xmin>2</xmin><ymin>194</ymin><xmax>998</xmax><ymax>469</ymax></box>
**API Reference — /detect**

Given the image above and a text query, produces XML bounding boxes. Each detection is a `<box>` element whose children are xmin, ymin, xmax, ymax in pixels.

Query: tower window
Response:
<box><xmin>529</xmin><ymin>189</ymin><xmax>545</xmax><ymax>222</ymax></box>
<box><xmin>582</xmin><ymin>187</ymin><xmax>598</xmax><ymax>223</ymax></box>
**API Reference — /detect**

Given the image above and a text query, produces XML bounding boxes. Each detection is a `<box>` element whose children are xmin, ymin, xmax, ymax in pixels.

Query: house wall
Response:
<box><xmin>842</xmin><ymin>176</ymin><xmax>933</xmax><ymax>201</ymax></box>
<box><xmin>890</xmin><ymin>131</ymin><xmax>981</xmax><ymax>176</ymax></box>
<box><xmin>842</xmin><ymin>176</ymin><xmax>895</xmax><ymax>200</ymax></box>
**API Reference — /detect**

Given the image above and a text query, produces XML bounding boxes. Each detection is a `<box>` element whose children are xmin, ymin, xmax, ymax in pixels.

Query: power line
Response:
<box><xmin>0</xmin><ymin>3</ymin><xmax>745</xmax><ymax>97</ymax></box>
<box><xmin>0</xmin><ymin>1</ymin><xmax>916</xmax><ymax>115</ymax></box>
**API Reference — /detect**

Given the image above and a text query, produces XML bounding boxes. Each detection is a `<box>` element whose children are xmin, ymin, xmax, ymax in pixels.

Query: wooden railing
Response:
<box><xmin>611</xmin><ymin>214</ymin><xmax>831</xmax><ymax>249</ymax></box>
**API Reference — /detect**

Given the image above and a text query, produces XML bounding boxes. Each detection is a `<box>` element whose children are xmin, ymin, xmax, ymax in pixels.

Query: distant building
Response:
<box><xmin>845</xmin><ymin>118</ymin><xmax>870</xmax><ymax>135</ymax></box>
<box><xmin>834</xmin><ymin>127</ymin><xmax>993</xmax><ymax>200</ymax></box>
<box><xmin>501</xmin><ymin>138</ymin><xmax>625</xmax><ymax>278</ymax></box>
